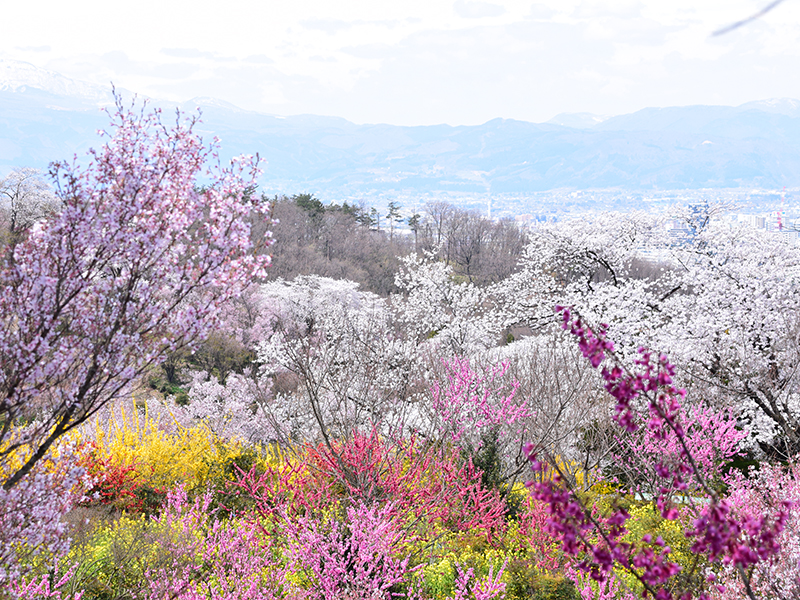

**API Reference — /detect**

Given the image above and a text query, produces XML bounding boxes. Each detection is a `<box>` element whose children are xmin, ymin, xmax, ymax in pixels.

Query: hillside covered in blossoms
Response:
<box><xmin>0</xmin><ymin>98</ymin><xmax>798</xmax><ymax>600</ymax></box>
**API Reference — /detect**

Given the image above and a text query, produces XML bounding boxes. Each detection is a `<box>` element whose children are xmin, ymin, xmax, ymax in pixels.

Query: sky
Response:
<box><xmin>2</xmin><ymin>0</ymin><xmax>799</xmax><ymax>126</ymax></box>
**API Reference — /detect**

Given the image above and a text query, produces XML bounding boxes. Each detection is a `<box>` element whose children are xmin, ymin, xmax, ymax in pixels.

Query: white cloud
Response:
<box><xmin>300</xmin><ymin>18</ymin><xmax>355</xmax><ymax>34</ymax></box>
<box><xmin>454</xmin><ymin>0</ymin><xmax>506</xmax><ymax>19</ymax></box>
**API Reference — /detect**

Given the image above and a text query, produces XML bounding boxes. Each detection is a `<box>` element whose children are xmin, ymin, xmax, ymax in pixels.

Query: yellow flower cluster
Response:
<box><xmin>83</xmin><ymin>400</ymin><xmax>242</xmax><ymax>491</ymax></box>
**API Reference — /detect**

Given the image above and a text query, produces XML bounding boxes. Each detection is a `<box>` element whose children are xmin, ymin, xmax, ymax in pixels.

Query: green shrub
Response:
<box><xmin>505</xmin><ymin>560</ymin><xmax>577</xmax><ymax>600</ymax></box>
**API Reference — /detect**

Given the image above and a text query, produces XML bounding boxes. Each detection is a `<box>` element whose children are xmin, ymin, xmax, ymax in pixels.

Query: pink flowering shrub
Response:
<box><xmin>711</xmin><ymin>461</ymin><xmax>800</xmax><ymax>600</ymax></box>
<box><xmin>6</xmin><ymin>559</ymin><xmax>85</xmax><ymax>600</ymax></box>
<box><xmin>143</xmin><ymin>487</ymin><xmax>281</xmax><ymax>600</ymax></box>
<box><xmin>524</xmin><ymin>306</ymin><xmax>789</xmax><ymax>600</ymax></box>
<box><xmin>512</xmin><ymin>493</ymin><xmax>563</xmax><ymax>573</ymax></box>
<box><xmin>449</xmin><ymin>562</ymin><xmax>507</xmax><ymax>600</ymax></box>
<box><xmin>606</xmin><ymin>404</ymin><xmax>747</xmax><ymax>500</ymax></box>
<box><xmin>430</xmin><ymin>358</ymin><xmax>526</xmax><ymax>447</ymax></box>
<box><xmin>234</xmin><ymin>432</ymin><xmax>507</xmax><ymax>544</ymax></box>
<box><xmin>566</xmin><ymin>565</ymin><xmax>637</xmax><ymax>600</ymax></box>
<box><xmin>283</xmin><ymin>501</ymin><xmax>412</xmax><ymax>600</ymax></box>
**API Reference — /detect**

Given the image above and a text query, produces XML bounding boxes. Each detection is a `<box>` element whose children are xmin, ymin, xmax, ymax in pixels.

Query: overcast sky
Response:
<box><xmin>2</xmin><ymin>0</ymin><xmax>799</xmax><ymax>125</ymax></box>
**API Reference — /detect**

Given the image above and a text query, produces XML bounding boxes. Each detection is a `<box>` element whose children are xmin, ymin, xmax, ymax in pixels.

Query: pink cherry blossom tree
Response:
<box><xmin>0</xmin><ymin>94</ymin><xmax>273</xmax><ymax>490</ymax></box>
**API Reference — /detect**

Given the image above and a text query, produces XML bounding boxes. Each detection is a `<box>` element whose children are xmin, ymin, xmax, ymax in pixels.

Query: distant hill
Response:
<box><xmin>2</xmin><ymin>59</ymin><xmax>800</xmax><ymax>192</ymax></box>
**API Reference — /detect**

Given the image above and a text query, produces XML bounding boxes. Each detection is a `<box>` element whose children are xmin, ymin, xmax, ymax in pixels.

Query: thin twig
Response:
<box><xmin>712</xmin><ymin>0</ymin><xmax>787</xmax><ymax>36</ymax></box>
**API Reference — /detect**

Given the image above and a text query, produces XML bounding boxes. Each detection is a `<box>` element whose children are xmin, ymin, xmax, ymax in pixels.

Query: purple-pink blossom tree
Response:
<box><xmin>0</xmin><ymin>95</ymin><xmax>273</xmax><ymax>490</ymax></box>
<box><xmin>526</xmin><ymin>307</ymin><xmax>790</xmax><ymax>600</ymax></box>
<box><xmin>0</xmin><ymin>442</ymin><xmax>90</xmax><ymax>584</ymax></box>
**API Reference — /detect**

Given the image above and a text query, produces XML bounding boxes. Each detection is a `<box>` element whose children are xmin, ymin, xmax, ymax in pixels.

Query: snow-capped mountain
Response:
<box><xmin>738</xmin><ymin>98</ymin><xmax>800</xmax><ymax>118</ymax></box>
<box><xmin>546</xmin><ymin>112</ymin><xmax>610</xmax><ymax>129</ymax></box>
<box><xmin>0</xmin><ymin>59</ymin><xmax>114</xmax><ymax>107</ymax></box>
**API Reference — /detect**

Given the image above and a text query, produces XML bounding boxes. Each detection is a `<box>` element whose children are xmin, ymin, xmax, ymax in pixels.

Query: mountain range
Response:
<box><xmin>2</xmin><ymin>59</ymin><xmax>799</xmax><ymax>194</ymax></box>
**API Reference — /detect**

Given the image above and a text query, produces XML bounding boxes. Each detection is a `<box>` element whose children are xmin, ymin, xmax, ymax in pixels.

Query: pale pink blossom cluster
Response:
<box><xmin>174</xmin><ymin>370</ymin><xmax>276</xmax><ymax>443</ymax></box>
<box><xmin>566</xmin><ymin>565</ymin><xmax>637</xmax><ymax>600</ymax></box>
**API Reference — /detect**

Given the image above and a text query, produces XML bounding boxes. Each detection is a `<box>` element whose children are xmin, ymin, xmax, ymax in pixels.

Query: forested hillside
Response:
<box><xmin>265</xmin><ymin>193</ymin><xmax>527</xmax><ymax>294</ymax></box>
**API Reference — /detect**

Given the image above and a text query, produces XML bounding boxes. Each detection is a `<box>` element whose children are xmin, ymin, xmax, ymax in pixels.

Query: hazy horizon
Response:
<box><xmin>2</xmin><ymin>0</ymin><xmax>799</xmax><ymax>127</ymax></box>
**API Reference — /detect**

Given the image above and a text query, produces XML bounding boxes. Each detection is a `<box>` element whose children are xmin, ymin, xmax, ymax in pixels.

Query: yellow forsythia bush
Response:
<box><xmin>84</xmin><ymin>399</ymin><xmax>239</xmax><ymax>491</ymax></box>
<box><xmin>615</xmin><ymin>501</ymin><xmax>697</xmax><ymax>595</ymax></box>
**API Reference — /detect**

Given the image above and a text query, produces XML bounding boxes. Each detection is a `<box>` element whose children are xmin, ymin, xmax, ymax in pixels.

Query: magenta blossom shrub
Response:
<box><xmin>235</xmin><ymin>430</ymin><xmax>507</xmax><ymax>542</ymax></box>
<box><xmin>524</xmin><ymin>306</ymin><xmax>789</xmax><ymax>600</ymax></box>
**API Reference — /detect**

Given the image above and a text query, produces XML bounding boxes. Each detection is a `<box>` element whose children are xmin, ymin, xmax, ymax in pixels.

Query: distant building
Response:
<box><xmin>664</xmin><ymin>219</ymin><xmax>693</xmax><ymax>245</ymax></box>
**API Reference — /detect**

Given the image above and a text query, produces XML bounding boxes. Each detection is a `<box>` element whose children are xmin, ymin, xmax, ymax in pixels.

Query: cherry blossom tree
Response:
<box><xmin>506</xmin><ymin>210</ymin><xmax>800</xmax><ymax>458</ymax></box>
<box><xmin>500</xmin><ymin>211</ymin><xmax>674</xmax><ymax>343</ymax></box>
<box><xmin>0</xmin><ymin>96</ymin><xmax>273</xmax><ymax>490</ymax></box>
<box><xmin>659</xmin><ymin>223</ymin><xmax>800</xmax><ymax>458</ymax></box>
<box><xmin>255</xmin><ymin>276</ymin><xmax>423</xmax><ymax>448</ymax></box>
<box><xmin>173</xmin><ymin>370</ymin><xmax>275</xmax><ymax>444</ymax></box>
<box><xmin>0</xmin><ymin>167</ymin><xmax>61</xmax><ymax>246</ymax></box>
<box><xmin>394</xmin><ymin>251</ymin><xmax>506</xmax><ymax>356</ymax></box>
